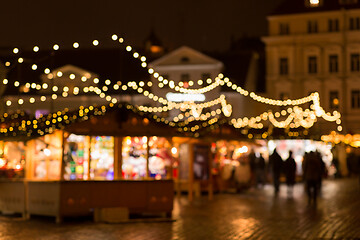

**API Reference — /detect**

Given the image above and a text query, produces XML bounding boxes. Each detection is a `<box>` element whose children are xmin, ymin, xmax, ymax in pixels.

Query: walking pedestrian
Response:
<box><xmin>269</xmin><ymin>148</ymin><xmax>283</xmax><ymax>195</ymax></box>
<box><xmin>284</xmin><ymin>150</ymin><xmax>296</xmax><ymax>197</ymax></box>
<box><xmin>248</xmin><ymin>149</ymin><xmax>257</xmax><ymax>187</ymax></box>
<box><xmin>254</xmin><ymin>153</ymin><xmax>266</xmax><ymax>188</ymax></box>
<box><xmin>302</xmin><ymin>151</ymin><xmax>323</xmax><ymax>206</ymax></box>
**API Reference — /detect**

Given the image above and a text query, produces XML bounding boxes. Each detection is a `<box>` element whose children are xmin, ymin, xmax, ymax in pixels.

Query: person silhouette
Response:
<box><xmin>303</xmin><ymin>151</ymin><xmax>323</xmax><ymax>206</ymax></box>
<box><xmin>269</xmin><ymin>148</ymin><xmax>283</xmax><ymax>195</ymax></box>
<box><xmin>284</xmin><ymin>150</ymin><xmax>296</xmax><ymax>197</ymax></box>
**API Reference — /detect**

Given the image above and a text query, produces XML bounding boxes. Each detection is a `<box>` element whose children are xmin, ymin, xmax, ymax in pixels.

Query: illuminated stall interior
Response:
<box><xmin>15</xmin><ymin>104</ymin><xmax>180</xmax><ymax>181</ymax></box>
<box><xmin>0</xmin><ymin>141</ymin><xmax>26</xmax><ymax>179</ymax></box>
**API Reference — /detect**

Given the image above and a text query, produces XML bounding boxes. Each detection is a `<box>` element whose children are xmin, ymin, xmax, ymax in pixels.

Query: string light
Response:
<box><xmin>3</xmin><ymin>34</ymin><xmax>341</xmax><ymax>136</ymax></box>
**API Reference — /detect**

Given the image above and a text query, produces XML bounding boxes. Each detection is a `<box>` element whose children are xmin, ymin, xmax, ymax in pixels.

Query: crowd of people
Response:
<box><xmin>249</xmin><ymin>148</ymin><xmax>327</xmax><ymax>205</ymax></box>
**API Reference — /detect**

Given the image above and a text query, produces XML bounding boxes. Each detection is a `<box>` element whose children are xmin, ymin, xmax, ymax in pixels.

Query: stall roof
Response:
<box><xmin>0</xmin><ymin>102</ymin><xmax>186</xmax><ymax>142</ymax></box>
<box><xmin>63</xmin><ymin>103</ymin><xmax>182</xmax><ymax>137</ymax></box>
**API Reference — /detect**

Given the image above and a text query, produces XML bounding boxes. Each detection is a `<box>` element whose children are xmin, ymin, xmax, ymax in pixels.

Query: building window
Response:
<box><xmin>351</xmin><ymin>90</ymin><xmax>360</xmax><ymax>108</ymax></box>
<box><xmin>181</xmin><ymin>74</ymin><xmax>190</xmax><ymax>88</ymax></box>
<box><xmin>279</xmin><ymin>92</ymin><xmax>289</xmax><ymax>100</ymax></box>
<box><xmin>162</xmin><ymin>74</ymin><xmax>169</xmax><ymax>80</ymax></box>
<box><xmin>201</xmin><ymin>73</ymin><xmax>211</xmax><ymax>81</ymax></box>
<box><xmin>351</xmin><ymin>54</ymin><xmax>360</xmax><ymax>71</ymax></box>
<box><xmin>307</xmin><ymin>20</ymin><xmax>318</xmax><ymax>33</ymax></box>
<box><xmin>308</xmin><ymin>56</ymin><xmax>318</xmax><ymax>74</ymax></box>
<box><xmin>279</xmin><ymin>23</ymin><xmax>289</xmax><ymax>35</ymax></box>
<box><xmin>181</xmin><ymin>74</ymin><xmax>190</xmax><ymax>82</ymax></box>
<box><xmin>181</xmin><ymin>56</ymin><xmax>190</xmax><ymax>63</ymax></box>
<box><xmin>279</xmin><ymin>58</ymin><xmax>289</xmax><ymax>75</ymax></box>
<box><xmin>349</xmin><ymin>17</ymin><xmax>360</xmax><ymax>30</ymax></box>
<box><xmin>340</xmin><ymin>0</ymin><xmax>358</xmax><ymax>5</ymax></box>
<box><xmin>329</xmin><ymin>55</ymin><xmax>338</xmax><ymax>73</ymax></box>
<box><xmin>329</xmin><ymin>91</ymin><xmax>339</xmax><ymax>109</ymax></box>
<box><xmin>328</xmin><ymin>19</ymin><xmax>339</xmax><ymax>32</ymax></box>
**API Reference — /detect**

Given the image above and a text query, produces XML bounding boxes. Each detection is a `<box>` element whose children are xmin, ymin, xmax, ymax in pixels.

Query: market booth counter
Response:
<box><xmin>0</xmin><ymin>180</ymin><xmax>26</xmax><ymax>218</ymax></box>
<box><xmin>27</xmin><ymin>179</ymin><xmax>173</xmax><ymax>223</ymax></box>
<box><xmin>0</xmin><ymin>140</ymin><xmax>27</xmax><ymax>217</ymax></box>
<box><xmin>0</xmin><ymin>104</ymin><xmax>178</xmax><ymax>222</ymax></box>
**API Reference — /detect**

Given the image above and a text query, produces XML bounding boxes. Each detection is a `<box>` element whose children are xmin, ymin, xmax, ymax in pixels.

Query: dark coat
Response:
<box><xmin>303</xmin><ymin>152</ymin><xmax>323</xmax><ymax>181</ymax></box>
<box><xmin>269</xmin><ymin>150</ymin><xmax>283</xmax><ymax>177</ymax></box>
<box><xmin>284</xmin><ymin>156</ymin><xmax>296</xmax><ymax>185</ymax></box>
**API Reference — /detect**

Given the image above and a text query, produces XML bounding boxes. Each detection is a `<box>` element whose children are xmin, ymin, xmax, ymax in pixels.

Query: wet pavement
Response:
<box><xmin>0</xmin><ymin>177</ymin><xmax>359</xmax><ymax>240</ymax></box>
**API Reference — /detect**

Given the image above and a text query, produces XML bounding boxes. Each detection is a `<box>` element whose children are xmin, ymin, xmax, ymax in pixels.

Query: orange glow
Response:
<box><xmin>150</xmin><ymin>45</ymin><xmax>162</xmax><ymax>53</ymax></box>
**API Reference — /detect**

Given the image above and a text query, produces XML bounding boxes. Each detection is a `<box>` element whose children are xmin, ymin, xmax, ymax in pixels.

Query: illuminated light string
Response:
<box><xmin>230</xmin><ymin>104</ymin><xmax>340</xmax><ymax>130</ymax></box>
<box><xmin>86</xmin><ymin>88</ymin><xmax>224</xmax><ymax>132</ymax></box>
<box><xmin>4</xmin><ymin>77</ymin><xmax>342</xmax><ymax>133</ymax></box>
<box><xmin>5</xmin><ymin>34</ymin><xmax>340</xmax><ymax>130</ymax></box>
<box><xmin>0</xmin><ymin>105</ymin><xmax>110</xmax><ymax>137</ymax></box>
<box><xmin>8</xmin><ymin>34</ymin><xmax>315</xmax><ymax>107</ymax></box>
<box><xmin>321</xmin><ymin>131</ymin><xmax>360</xmax><ymax>147</ymax></box>
<box><xmin>5</xmin><ymin>34</ymin><xmax>342</xmax><ymax>131</ymax></box>
<box><xmin>90</xmin><ymin>83</ymin><xmax>231</xmax><ymax>126</ymax></box>
<box><xmin>6</xmin><ymin>35</ymin><xmax>145</xmax><ymax>82</ymax></box>
<box><xmin>4</xmin><ymin>75</ymin><xmax>230</xmax><ymax>116</ymax></box>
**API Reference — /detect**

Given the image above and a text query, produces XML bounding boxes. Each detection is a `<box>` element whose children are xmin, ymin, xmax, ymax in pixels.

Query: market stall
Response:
<box><xmin>0</xmin><ymin>104</ymin><xmax>178</xmax><ymax>221</ymax></box>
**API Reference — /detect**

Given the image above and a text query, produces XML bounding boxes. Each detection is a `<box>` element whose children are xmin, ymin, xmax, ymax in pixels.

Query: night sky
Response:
<box><xmin>0</xmin><ymin>0</ymin><xmax>284</xmax><ymax>52</ymax></box>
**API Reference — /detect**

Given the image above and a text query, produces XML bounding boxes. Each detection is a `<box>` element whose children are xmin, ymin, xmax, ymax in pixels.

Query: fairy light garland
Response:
<box><xmin>2</xmin><ymin>34</ymin><xmax>342</xmax><ymax>135</ymax></box>
<box><xmin>7</xmin><ymin>34</ymin><xmax>313</xmax><ymax>107</ymax></box>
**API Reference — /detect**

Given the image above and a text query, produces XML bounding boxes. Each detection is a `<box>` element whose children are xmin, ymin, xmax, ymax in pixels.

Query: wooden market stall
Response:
<box><xmin>0</xmin><ymin>104</ymin><xmax>179</xmax><ymax>222</ymax></box>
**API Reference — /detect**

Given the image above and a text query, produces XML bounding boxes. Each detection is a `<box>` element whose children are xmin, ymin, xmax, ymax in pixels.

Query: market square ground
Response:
<box><xmin>0</xmin><ymin>177</ymin><xmax>359</xmax><ymax>240</ymax></box>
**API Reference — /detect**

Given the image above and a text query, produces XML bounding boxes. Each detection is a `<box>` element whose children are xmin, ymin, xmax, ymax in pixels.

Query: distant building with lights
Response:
<box><xmin>262</xmin><ymin>0</ymin><xmax>360</xmax><ymax>135</ymax></box>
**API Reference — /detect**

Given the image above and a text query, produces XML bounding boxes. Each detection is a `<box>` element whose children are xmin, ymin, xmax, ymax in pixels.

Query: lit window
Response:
<box><xmin>329</xmin><ymin>91</ymin><xmax>339</xmax><ymax>109</ymax></box>
<box><xmin>150</xmin><ymin>45</ymin><xmax>163</xmax><ymax>54</ymax></box>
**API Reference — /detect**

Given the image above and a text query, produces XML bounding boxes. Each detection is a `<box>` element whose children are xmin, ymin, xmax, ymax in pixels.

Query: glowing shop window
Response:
<box><xmin>90</xmin><ymin>136</ymin><xmax>114</xmax><ymax>180</ymax></box>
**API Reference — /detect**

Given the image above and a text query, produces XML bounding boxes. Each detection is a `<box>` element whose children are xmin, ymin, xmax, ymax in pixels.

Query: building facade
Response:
<box><xmin>262</xmin><ymin>0</ymin><xmax>360</xmax><ymax>134</ymax></box>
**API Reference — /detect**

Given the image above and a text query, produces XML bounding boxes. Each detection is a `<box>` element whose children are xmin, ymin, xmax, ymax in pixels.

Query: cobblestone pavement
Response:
<box><xmin>0</xmin><ymin>178</ymin><xmax>359</xmax><ymax>240</ymax></box>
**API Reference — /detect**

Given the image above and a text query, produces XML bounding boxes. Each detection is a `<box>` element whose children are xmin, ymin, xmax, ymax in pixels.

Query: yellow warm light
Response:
<box><xmin>112</xmin><ymin>34</ymin><xmax>118</xmax><ymax>41</ymax></box>
<box><xmin>92</xmin><ymin>40</ymin><xmax>99</xmax><ymax>46</ymax></box>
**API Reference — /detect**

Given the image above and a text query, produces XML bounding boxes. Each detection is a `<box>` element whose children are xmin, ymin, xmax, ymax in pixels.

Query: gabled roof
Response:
<box><xmin>271</xmin><ymin>0</ymin><xmax>360</xmax><ymax>16</ymax></box>
<box><xmin>149</xmin><ymin>46</ymin><xmax>223</xmax><ymax>68</ymax></box>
